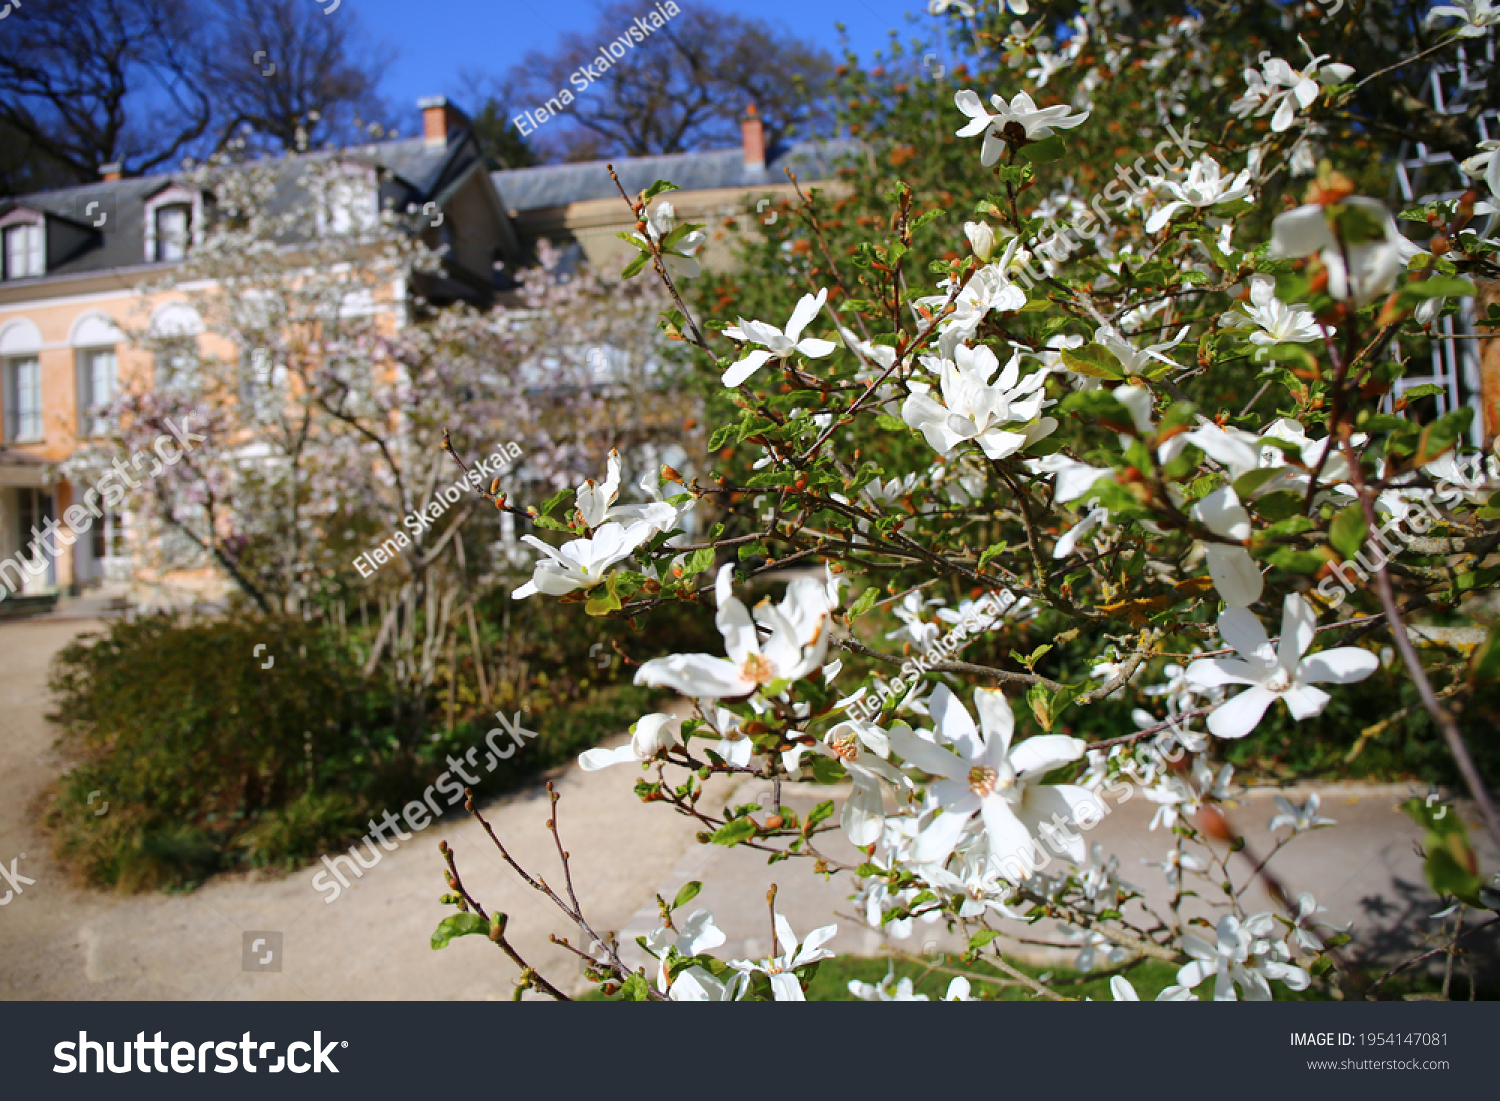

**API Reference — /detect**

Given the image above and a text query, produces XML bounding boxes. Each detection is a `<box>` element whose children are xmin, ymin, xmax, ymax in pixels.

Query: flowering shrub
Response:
<box><xmin>437</xmin><ymin>1</ymin><xmax>1500</xmax><ymax>1000</ymax></box>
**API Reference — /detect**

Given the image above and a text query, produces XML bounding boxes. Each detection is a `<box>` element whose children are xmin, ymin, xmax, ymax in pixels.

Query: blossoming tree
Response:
<box><xmin>435</xmin><ymin>0</ymin><xmax>1500</xmax><ymax>1000</ymax></box>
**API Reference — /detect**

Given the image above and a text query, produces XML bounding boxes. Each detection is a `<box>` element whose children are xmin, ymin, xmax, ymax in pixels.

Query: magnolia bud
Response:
<box><xmin>964</xmin><ymin>220</ymin><xmax>996</xmax><ymax>262</ymax></box>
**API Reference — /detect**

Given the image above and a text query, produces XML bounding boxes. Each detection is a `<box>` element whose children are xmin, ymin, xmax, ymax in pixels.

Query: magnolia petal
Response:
<box><xmin>1277</xmin><ymin>593</ymin><xmax>1318</xmax><ymax>671</ymax></box>
<box><xmin>1299</xmin><ymin>647</ymin><xmax>1378</xmax><ymax>685</ymax></box>
<box><xmin>1203</xmin><ymin>545</ymin><xmax>1264</xmax><ymax>608</ymax></box>
<box><xmin>634</xmin><ymin>653</ymin><xmax>750</xmax><ymax>698</ymax></box>
<box><xmin>578</xmin><ymin>744</ymin><xmax>639</xmax><ymax>770</ymax></box>
<box><xmin>911</xmin><ymin>804</ymin><xmax>977</xmax><ymax>864</ymax></box>
<box><xmin>1185</xmin><ymin>656</ymin><xmax>1264</xmax><ymax>689</ymax></box>
<box><xmin>1219</xmin><ymin>606</ymin><xmax>1275</xmax><ymax>664</ymax></box>
<box><xmin>722</xmin><ymin>349</ymin><xmax>773</xmax><ymax>388</ymax></box>
<box><xmin>1283</xmin><ymin>683</ymin><xmax>1331</xmax><ymax>721</ymax></box>
<box><xmin>796</xmin><ymin>337</ymin><xmax>838</xmax><ymax>358</ymax></box>
<box><xmin>972</xmin><ymin>687</ymin><xmax>1015</xmax><ymax>760</ymax></box>
<box><xmin>1207</xmin><ymin>685</ymin><xmax>1279</xmax><ymax>739</ymax></box>
<box><xmin>981</xmin><ymin>795</ymin><xmax>1041</xmax><ymax>872</ymax></box>
<box><xmin>1010</xmin><ymin>734</ymin><xmax>1087</xmax><ymax>779</ymax></box>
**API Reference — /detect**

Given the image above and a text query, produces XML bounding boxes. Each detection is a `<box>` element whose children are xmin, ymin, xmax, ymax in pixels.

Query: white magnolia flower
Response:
<box><xmin>645</xmin><ymin>908</ymin><xmax>726</xmax><ymax>991</ymax></box>
<box><xmin>634</xmin><ymin>563</ymin><xmax>834</xmax><ymax>700</ymax></box>
<box><xmin>511</xmin><ymin>520</ymin><xmax>654</xmax><ymax>600</ymax></box>
<box><xmin>903</xmin><ymin>345</ymin><xmax>1057</xmax><ymax>460</ymax></box>
<box><xmin>964</xmin><ymin>220</ymin><xmax>997</xmax><ymax>262</ymax></box>
<box><xmin>1095</xmin><ymin>323</ymin><xmax>1190</xmax><ymax>377</ymax></box>
<box><xmin>1176</xmin><ymin>913</ymin><xmax>1312</xmax><ymax>1000</ymax></box>
<box><xmin>1026</xmin><ymin>453</ymin><xmax>1110</xmax><ymax>505</ymax></box>
<box><xmin>1270</xmin><ymin>196</ymin><xmax>1426</xmax><ymax>304</ymax></box>
<box><xmin>1289</xmin><ymin>891</ymin><xmax>1336</xmax><ymax>953</ymax></box>
<box><xmin>668</xmin><ymin>966</ymin><xmax>740</xmax><ymax>1001</ymax></box>
<box><xmin>945</xmin><ymin>976</ymin><xmax>975</xmax><ymax>1000</ymax></box>
<box><xmin>920</xmin><ymin>252</ymin><xmax>1030</xmax><ymax>356</ymax></box>
<box><xmin>800</xmin><ymin>719</ymin><xmax>907</xmax><ymax>845</ymax></box>
<box><xmin>1145</xmin><ymin>157</ymin><xmax>1253</xmax><ymax>233</ymax></box>
<box><xmin>885</xmin><ymin>588</ymin><xmax>946</xmax><ymax>649</ymax></box>
<box><xmin>1143</xmin><ymin>847</ymin><xmax>1209</xmax><ymax>889</ymax></box>
<box><xmin>697</xmin><ymin>701</ymin><xmax>755</xmax><ymax>768</ymax></box>
<box><xmin>1268</xmin><ymin>792</ymin><xmax>1336</xmax><ymax>834</ymax></box>
<box><xmin>1230</xmin><ymin>44</ymin><xmax>1354</xmax><ymax>133</ymax></box>
<box><xmin>722</xmin><ymin>288</ymin><xmax>837</xmax><ymax>387</ymax></box>
<box><xmin>1189</xmin><ymin>486</ymin><xmax>1264</xmax><ymax>608</ymax></box>
<box><xmin>1110</xmin><ymin>975</ymin><xmax>1199</xmax><ymax>1001</ymax></box>
<box><xmin>1428</xmin><ymin>0</ymin><xmax>1500</xmax><ymax>38</ymax></box>
<box><xmin>633</xmin><ymin>200</ymin><xmax>705</xmax><ymax>279</ymax></box>
<box><xmin>1186</xmin><ymin>594</ymin><xmax>1378</xmax><ymax>739</ymax></box>
<box><xmin>886</xmin><ymin>685</ymin><xmax>1092</xmax><ymax>877</ymax></box>
<box><xmin>849</xmin><ymin>966</ymin><xmax>929</xmax><ymax>1001</ymax></box>
<box><xmin>955</xmin><ymin>89</ymin><xmax>1091</xmax><ymax>166</ymax></box>
<box><xmin>1239</xmin><ymin>274</ymin><xmax>1325</xmax><ymax>347</ymax></box>
<box><xmin>729</xmin><ymin>914</ymin><xmax>838</xmax><ymax>1001</ymax></box>
<box><xmin>574</xmin><ymin>450</ymin><xmax>682</xmax><ymax>534</ymax></box>
<box><xmin>578</xmin><ymin>712</ymin><xmax>682</xmax><ymax>771</ymax></box>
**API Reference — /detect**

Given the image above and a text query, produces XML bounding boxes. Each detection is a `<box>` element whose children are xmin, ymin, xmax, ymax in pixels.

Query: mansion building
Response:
<box><xmin>0</xmin><ymin>98</ymin><xmax>848</xmax><ymax>609</ymax></box>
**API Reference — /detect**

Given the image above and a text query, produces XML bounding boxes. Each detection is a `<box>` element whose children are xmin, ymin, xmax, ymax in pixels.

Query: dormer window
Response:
<box><xmin>154</xmin><ymin>204</ymin><xmax>191</xmax><ymax>261</ymax></box>
<box><xmin>2</xmin><ymin>219</ymin><xmax>43</xmax><ymax>280</ymax></box>
<box><xmin>143</xmin><ymin>183</ymin><xmax>203</xmax><ymax>263</ymax></box>
<box><xmin>317</xmin><ymin>163</ymin><xmax>379</xmax><ymax>236</ymax></box>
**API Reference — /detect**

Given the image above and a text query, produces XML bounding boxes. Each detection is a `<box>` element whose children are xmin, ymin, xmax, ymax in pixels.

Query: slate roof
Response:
<box><xmin>0</xmin><ymin>136</ymin><xmax>476</xmax><ymax>284</ymax></box>
<box><xmin>491</xmin><ymin>139</ymin><xmax>862</xmax><ymax>213</ymax></box>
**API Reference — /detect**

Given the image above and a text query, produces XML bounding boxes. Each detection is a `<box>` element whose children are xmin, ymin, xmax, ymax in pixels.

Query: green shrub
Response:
<box><xmin>44</xmin><ymin>610</ymin><xmax>668</xmax><ymax>890</ymax></box>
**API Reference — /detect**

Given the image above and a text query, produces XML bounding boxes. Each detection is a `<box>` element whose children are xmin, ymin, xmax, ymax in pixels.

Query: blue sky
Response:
<box><xmin>350</xmin><ymin>0</ymin><xmax>932</xmax><ymax>124</ymax></box>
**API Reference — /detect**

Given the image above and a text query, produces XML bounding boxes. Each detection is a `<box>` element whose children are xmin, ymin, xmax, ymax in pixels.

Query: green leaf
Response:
<box><xmin>968</xmin><ymin>929</ymin><xmax>1000</xmax><ymax>950</ymax></box>
<box><xmin>672</xmin><ymin>881</ymin><xmax>703</xmax><ymax>910</ymax></box>
<box><xmin>1019</xmin><ymin>133</ymin><xmax>1067</xmax><ymax>163</ymax></box>
<box><xmin>585</xmin><ymin>573</ymin><xmax>623</xmax><ymax>616</ymax></box>
<box><xmin>681</xmin><ymin>547</ymin><xmax>715</xmax><ymax>578</ymax></box>
<box><xmin>641</xmin><ymin>179</ymin><xmax>679</xmax><ymax>202</ymax></box>
<box><xmin>1329</xmin><ymin>503</ymin><xmax>1366</xmax><ymax>561</ymax></box>
<box><xmin>979</xmin><ymin>542</ymin><xmax>1009</xmax><ymax>570</ymax></box>
<box><xmin>1233</xmin><ymin>467</ymin><xmax>1285</xmax><ymax>499</ymax></box>
<box><xmin>875</xmin><ymin>414</ymin><xmax>909</xmax><ymax>432</ymax></box>
<box><xmin>620</xmin><ymin>973</ymin><xmax>653</xmax><ymax>1000</ymax></box>
<box><xmin>1268</xmin><ymin>547</ymin><xmax>1325</xmax><ymax>574</ymax></box>
<box><xmin>847</xmin><ymin>586</ymin><xmax>879</xmax><ymax>619</ymax></box>
<box><xmin>1400</xmin><ymin>383</ymin><xmax>1446</xmax><ymax>401</ymax></box>
<box><xmin>1255</xmin><ymin>491</ymin><xmax>1304</xmax><ymax>522</ymax></box>
<box><xmin>619</xmin><ymin>252</ymin><xmax>649</xmax><ymax>280</ymax></box>
<box><xmin>710</xmin><ymin>818</ymin><xmax>758</xmax><ymax>846</ymax></box>
<box><xmin>1061</xmin><ymin>344</ymin><xmax>1126</xmax><ymax>381</ymax></box>
<box><xmin>1411</xmin><ymin>408</ymin><xmax>1474</xmax><ymax>467</ymax></box>
<box><xmin>807</xmin><ymin>800</ymin><xmax>836</xmax><ymax>827</ymax></box>
<box><xmin>431</xmin><ymin>913</ymin><xmax>488</xmax><ymax>950</ymax></box>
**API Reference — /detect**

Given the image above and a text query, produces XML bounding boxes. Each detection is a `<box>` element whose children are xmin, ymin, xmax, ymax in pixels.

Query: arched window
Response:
<box><xmin>0</xmin><ymin>319</ymin><xmax>43</xmax><ymax>441</ymax></box>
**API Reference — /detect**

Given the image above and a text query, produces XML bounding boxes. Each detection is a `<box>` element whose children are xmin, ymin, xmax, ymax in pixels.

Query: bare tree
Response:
<box><xmin>0</xmin><ymin>0</ymin><xmax>215</xmax><ymax>186</ymax></box>
<box><xmin>504</xmin><ymin>0</ymin><xmax>835</xmax><ymax>161</ymax></box>
<box><xmin>207</xmin><ymin>0</ymin><xmax>394</xmax><ymax>153</ymax></box>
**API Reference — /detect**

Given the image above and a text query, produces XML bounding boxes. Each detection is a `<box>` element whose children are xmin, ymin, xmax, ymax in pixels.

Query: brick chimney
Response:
<box><xmin>741</xmin><ymin>104</ymin><xmax>765</xmax><ymax>173</ymax></box>
<box><xmin>99</xmin><ymin>162</ymin><xmax>122</xmax><ymax>182</ymax></box>
<box><xmin>418</xmin><ymin>96</ymin><xmax>466</xmax><ymax>148</ymax></box>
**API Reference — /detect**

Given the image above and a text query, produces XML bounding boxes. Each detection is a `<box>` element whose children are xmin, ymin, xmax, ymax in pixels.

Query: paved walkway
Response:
<box><xmin>0</xmin><ymin>616</ymin><xmax>1494</xmax><ymax>999</ymax></box>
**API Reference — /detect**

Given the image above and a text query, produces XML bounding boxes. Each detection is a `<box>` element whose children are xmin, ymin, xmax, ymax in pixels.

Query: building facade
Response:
<box><xmin>0</xmin><ymin>100</ymin><xmax>848</xmax><ymax>609</ymax></box>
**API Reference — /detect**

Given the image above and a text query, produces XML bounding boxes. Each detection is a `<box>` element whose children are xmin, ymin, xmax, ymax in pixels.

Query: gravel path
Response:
<box><xmin>1</xmin><ymin>616</ymin><xmax>1495</xmax><ymax>999</ymax></box>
